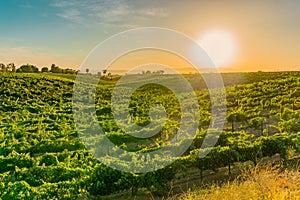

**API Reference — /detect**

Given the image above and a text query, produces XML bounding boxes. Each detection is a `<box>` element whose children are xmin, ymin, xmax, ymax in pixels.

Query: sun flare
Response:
<box><xmin>199</xmin><ymin>30</ymin><xmax>237</xmax><ymax>67</ymax></box>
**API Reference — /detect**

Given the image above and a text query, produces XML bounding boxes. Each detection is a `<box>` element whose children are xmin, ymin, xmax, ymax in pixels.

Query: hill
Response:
<box><xmin>0</xmin><ymin>71</ymin><xmax>299</xmax><ymax>199</ymax></box>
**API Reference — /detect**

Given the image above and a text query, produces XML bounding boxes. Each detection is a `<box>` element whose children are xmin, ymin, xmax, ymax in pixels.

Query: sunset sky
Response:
<box><xmin>1</xmin><ymin>0</ymin><xmax>300</xmax><ymax>72</ymax></box>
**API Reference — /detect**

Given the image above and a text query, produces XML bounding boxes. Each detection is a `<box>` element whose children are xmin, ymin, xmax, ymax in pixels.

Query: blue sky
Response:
<box><xmin>0</xmin><ymin>0</ymin><xmax>173</xmax><ymax>68</ymax></box>
<box><xmin>1</xmin><ymin>0</ymin><xmax>300</xmax><ymax>72</ymax></box>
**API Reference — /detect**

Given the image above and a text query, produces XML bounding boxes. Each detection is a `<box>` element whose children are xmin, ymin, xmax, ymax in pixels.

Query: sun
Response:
<box><xmin>198</xmin><ymin>29</ymin><xmax>237</xmax><ymax>67</ymax></box>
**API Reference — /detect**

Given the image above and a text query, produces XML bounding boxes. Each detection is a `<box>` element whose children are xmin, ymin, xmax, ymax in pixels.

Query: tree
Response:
<box><xmin>16</xmin><ymin>64</ymin><xmax>39</xmax><ymax>73</ymax></box>
<box><xmin>41</xmin><ymin>67</ymin><xmax>49</xmax><ymax>73</ymax></box>
<box><xmin>7</xmin><ymin>63</ymin><xmax>16</xmax><ymax>72</ymax></box>
<box><xmin>50</xmin><ymin>64</ymin><xmax>57</xmax><ymax>73</ymax></box>
<box><xmin>86</xmin><ymin>68</ymin><xmax>89</xmax><ymax>74</ymax></box>
<box><xmin>0</xmin><ymin>63</ymin><xmax>6</xmax><ymax>72</ymax></box>
<box><xmin>11</xmin><ymin>63</ymin><xmax>16</xmax><ymax>72</ymax></box>
<box><xmin>64</xmin><ymin>68</ymin><xmax>76</xmax><ymax>74</ymax></box>
<box><xmin>50</xmin><ymin>64</ymin><xmax>62</xmax><ymax>73</ymax></box>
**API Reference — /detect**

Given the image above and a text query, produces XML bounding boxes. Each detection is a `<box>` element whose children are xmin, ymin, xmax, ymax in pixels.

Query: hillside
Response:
<box><xmin>0</xmin><ymin>72</ymin><xmax>299</xmax><ymax>199</ymax></box>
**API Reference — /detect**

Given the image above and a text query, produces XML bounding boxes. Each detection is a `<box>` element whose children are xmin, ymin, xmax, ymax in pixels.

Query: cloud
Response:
<box><xmin>57</xmin><ymin>8</ymin><xmax>84</xmax><ymax>24</ymax></box>
<box><xmin>138</xmin><ymin>8</ymin><xmax>168</xmax><ymax>17</ymax></box>
<box><xmin>51</xmin><ymin>0</ymin><xmax>168</xmax><ymax>27</ymax></box>
<box><xmin>18</xmin><ymin>0</ymin><xmax>36</xmax><ymax>9</ymax></box>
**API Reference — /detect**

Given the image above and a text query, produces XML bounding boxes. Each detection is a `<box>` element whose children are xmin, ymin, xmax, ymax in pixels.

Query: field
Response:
<box><xmin>0</xmin><ymin>72</ymin><xmax>300</xmax><ymax>199</ymax></box>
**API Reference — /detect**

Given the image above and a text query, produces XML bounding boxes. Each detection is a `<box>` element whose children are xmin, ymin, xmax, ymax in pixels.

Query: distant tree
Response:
<box><xmin>9</xmin><ymin>63</ymin><xmax>16</xmax><ymax>72</ymax></box>
<box><xmin>105</xmin><ymin>72</ymin><xmax>112</xmax><ymax>79</ymax></box>
<box><xmin>50</xmin><ymin>64</ymin><xmax>62</xmax><ymax>73</ymax></box>
<box><xmin>153</xmin><ymin>70</ymin><xmax>164</xmax><ymax>75</ymax></box>
<box><xmin>86</xmin><ymin>68</ymin><xmax>89</xmax><ymax>74</ymax></box>
<box><xmin>16</xmin><ymin>64</ymin><xmax>39</xmax><ymax>73</ymax></box>
<box><xmin>41</xmin><ymin>67</ymin><xmax>49</xmax><ymax>73</ymax></box>
<box><xmin>97</xmin><ymin>71</ymin><xmax>102</xmax><ymax>76</ymax></box>
<box><xmin>6</xmin><ymin>65</ymin><xmax>10</xmax><ymax>72</ymax></box>
<box><xmin>50</xmin><ymin>64</ymin><xmax>56</xmax><ymax>72</ymax></box>
<box><xmin>6</xmin><ymin>63</ymin><xmax>15</xmax><ymax>72</ymax></box>
<box><xmin>0</xmin><ymin>63</ymin><xmax>6</xmax><ymax>72</ymax></box>
<box><xmin>103</xmin><ymin>69</ymin><xmax>107</xmax><ymax>75</ymax></box>
<box><xmin>64</xmin><ymin>68</ymin><xmax>76</xmax><ymax>74</ymax></box>
<box><xmin>50</xmin><ymin>64</ymin><xmax>58</xmax><ymax>73</ymax></box>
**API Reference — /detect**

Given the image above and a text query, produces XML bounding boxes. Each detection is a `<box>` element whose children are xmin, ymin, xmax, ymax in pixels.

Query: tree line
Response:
<box><xmin>0</xmin><ymin>63</ymin><xmax>77</xmax><ymax>74</ymax></box>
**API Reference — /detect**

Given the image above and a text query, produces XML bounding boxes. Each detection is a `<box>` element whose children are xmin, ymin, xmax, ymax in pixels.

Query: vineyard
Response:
<box><xmin>0</xmin><ymin>72</ymin><xmax>300</xmax><ymax>199</ymax></box>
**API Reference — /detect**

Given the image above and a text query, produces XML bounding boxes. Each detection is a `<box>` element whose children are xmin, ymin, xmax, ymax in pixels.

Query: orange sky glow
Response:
<box><xmin>2</xmin><ymin>1</ymin><xmax>300</xmax><ymax>73</ymax></box>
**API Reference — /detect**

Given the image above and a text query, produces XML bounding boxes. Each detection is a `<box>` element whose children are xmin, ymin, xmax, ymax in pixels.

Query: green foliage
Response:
<box><xmin>16</xmin><ymin>64</ymin><xmax>39</xmax><ymax>73</ymax></box>
<box><xmin>0</xmin><ymin>72</ymin><xmax>300</xmax><ymax>199</ymax></box>
<box><xmin>39</xmin><ymin>154</ymin><xmax>59</xmax><ymax>166</ymax></box>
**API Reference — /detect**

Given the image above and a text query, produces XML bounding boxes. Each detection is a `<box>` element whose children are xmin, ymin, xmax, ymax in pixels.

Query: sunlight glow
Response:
<box><xmin>199</xmin><ymin>30</ymin><xmax>237</xmax><ymax>67</ymax></box>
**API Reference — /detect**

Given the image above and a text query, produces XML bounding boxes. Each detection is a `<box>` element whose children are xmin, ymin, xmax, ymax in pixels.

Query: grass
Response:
<box><xmin>97</xmin><ymin>161</ymin><xmax>300</xmax><ymax>200</ymax></box>
<box><xmin>176</xmin><ymin>165</ymin><xmax>300</xmax><ymax>200</ymax></box>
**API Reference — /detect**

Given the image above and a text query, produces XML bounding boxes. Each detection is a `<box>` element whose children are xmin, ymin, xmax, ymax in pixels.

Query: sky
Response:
<box><xmin>1</xmin><ymin>0</ymin><xmax>300</xmax><ymax>72</ymax></box>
